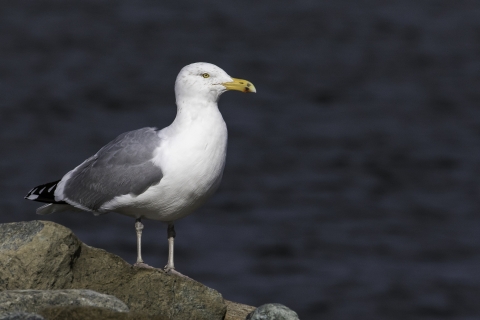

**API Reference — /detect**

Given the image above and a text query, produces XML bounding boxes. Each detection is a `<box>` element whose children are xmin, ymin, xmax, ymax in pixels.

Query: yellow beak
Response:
<box><xmin>222</xmin><ymin>78</ymin><xmax>256</xmax><ymax>93</ymax></box>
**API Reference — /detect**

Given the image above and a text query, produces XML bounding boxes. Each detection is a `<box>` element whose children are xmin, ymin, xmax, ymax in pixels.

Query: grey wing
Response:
<box><xmin>59</xmin><ymin>127</ymin><xmax>163</xmax><ymax>212</ymax></box>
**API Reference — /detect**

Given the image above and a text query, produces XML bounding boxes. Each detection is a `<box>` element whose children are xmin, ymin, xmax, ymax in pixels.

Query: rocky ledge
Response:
<box><xmin>0</xmin><ymin>220</ymin><xmax>265</xmax><ymax>320</ymax></box>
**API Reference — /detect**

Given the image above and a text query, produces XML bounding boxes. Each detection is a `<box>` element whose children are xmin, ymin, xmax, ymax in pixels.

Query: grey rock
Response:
<box><xmin>246</xmin><ymin>303</ymin><xmax>299</xmax><ymax>320</ymax></box>
<box><xmin>0</xmin><ymin>312</ymin><xmax>44</xmax><ymax>320</ymax></box>
<box><xmin>0</xmin><ymin>221</ymin><xmax>80</xmax><ymax>290</ymax></box>
<box><xmin>224</xmin><ymin>300</ymin><xmax>256</xmax><ymax>320</ymax></box>
<box><xmin>0</xmin><ymin>290</ymin><xmax>128</xmax><ymax>314</ymax></box>
<box><xmin>224</xmin><ymin>300</ymin><xmax>255</xmax><ymax>320</ymax></box>
<box><xmin>0</xmin><ymin>221</ymin><xmax>43</xmax><ymax>252</ymax></box>
<box><xmin>0</xmin><ymin>221</ymin><xmax>226</xmax><ymax>320</ymax></box>
<box><xmin>38</xmin><ymin>306</ymin><xmax>170</xmax><ymax>320</ymax></box>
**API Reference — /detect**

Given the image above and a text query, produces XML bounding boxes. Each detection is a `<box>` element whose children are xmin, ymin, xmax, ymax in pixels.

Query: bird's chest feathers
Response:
<box><xmin>158</xmin><ymin>118</ymin><xmax>228</xmax><ymax>195</ymax></box>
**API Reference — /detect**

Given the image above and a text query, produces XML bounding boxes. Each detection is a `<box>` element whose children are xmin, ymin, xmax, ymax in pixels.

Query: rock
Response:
<box><xmin>39</xmin><ymin>306</ymin><xmax>169</xmax><ymax>320</ymax></box>
<box><xmin>0</xmin><ymin>221</ymin><xmax>44</xmax><ymax>252</ymax></box>
<box><xmin>71</xmin><ymin>244</ymin><xmax>225</xmax><ymax>320</ymax></box>
<box><xmin>246</xmin><ymin>303</ymin><xmax>299</xmax><ymax>320</ymax></box>
<box><xmin>224</xmin><ymin>300</ymin><xmax>256</xmax><ymax>320</ymax></box>
<box><xmin>0</xmin><ymin>220</ymin><xmax>79</xmax><ymax>290</ymax></box>
<box><xmin>0</xmin><ymin>312</ymin><xmax>45</xmax><ymax>320</ymax></box>
<box><xmin>0</xmin><ymin>290</ymin><xmax>128</xmax><ymax>314</ymax></box>
<box><xmin>0</xmin><ymin>221</ymin><xmax>226</xmax><ymax>320</ymax></box>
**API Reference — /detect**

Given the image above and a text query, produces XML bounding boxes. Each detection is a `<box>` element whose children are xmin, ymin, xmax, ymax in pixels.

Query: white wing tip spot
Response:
<box><xmin>26</xmin><ymin>194</ymin><xmax>39</xmax><ymax>200</ymax></box>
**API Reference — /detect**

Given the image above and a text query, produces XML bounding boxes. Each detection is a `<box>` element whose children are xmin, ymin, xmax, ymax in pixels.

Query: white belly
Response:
<box><xmin>101</xmin><ymin>114</ymin><xmax>228</xmax><ymax>222</ymax></box>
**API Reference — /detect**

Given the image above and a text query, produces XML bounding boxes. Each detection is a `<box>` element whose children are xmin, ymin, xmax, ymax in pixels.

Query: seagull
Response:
<box><xmin>25</xmin><ymin>62</ymin><xmax>256</xmax><ymax>275</ymax></box>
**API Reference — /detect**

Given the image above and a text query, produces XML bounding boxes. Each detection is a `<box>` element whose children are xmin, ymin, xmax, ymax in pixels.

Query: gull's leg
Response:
<box><xmin>164</xmin><ymin>223</ymin><xmax>192</xmax><ymax>279</ymax></box>
<box><xmin>165</xmin><ymin>223</ymin><xmax>176</xmax><ymax>271</ymax></box>
<box><xmin>135</xmin><ymin>218</ymin><xmax>144</xmax><ymax>264</ymax></box>
<box><xmin>133</xmin><ymin>218</ymin><xmax>153</xmax><ymax>268</ymax></box>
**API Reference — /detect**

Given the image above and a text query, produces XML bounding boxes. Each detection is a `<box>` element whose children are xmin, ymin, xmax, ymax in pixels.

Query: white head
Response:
<box><xmin>175</xmin><ymin>62</ymin><xmax>256</xmax><ymax>104</ymax></box>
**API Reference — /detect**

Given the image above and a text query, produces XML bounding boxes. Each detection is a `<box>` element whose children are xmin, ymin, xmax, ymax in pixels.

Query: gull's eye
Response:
<box><xmin>202</xmin><ymin>73</ymin><xmax>210</xmax><ymax>78</ymax></box>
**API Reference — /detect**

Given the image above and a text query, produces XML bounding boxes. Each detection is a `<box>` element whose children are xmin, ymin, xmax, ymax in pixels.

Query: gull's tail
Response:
<box><xmin>35</xmin><ymin>203</ymin><xmax>72</xmax><ymax>215</ymax></box>
<box><xmin>25</xmin><ymin>180</ymin><xmax>66</xmax><ymax>203</ymax></box>
<box><xmin>25</xmin><ymin>180</ymin><xmax>69</xmax><ymax>215</ymax></box>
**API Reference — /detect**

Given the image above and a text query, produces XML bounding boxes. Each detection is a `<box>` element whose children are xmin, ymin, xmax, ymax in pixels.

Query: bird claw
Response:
<box><xmin>164</xmin><ymin>266</ymin><xmax>193</xmax><ymax>280</ymax></box>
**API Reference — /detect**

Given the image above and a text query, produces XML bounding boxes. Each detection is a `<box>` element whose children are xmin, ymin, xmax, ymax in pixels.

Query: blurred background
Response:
<box><xmin>1</xmin><ymin>1</ymin><xmax>480</xmax><ymax>319</ymax></box>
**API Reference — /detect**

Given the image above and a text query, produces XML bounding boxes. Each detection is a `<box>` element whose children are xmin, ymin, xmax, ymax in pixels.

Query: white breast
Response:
<box><xmin>101</xmin><ymin>106</ymin><xmax>228</xmax><ymax>222</ymax></box>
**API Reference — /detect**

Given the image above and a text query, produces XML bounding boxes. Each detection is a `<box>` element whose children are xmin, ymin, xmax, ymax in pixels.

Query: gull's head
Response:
<box><xmin>175</xmin><ymin>62</ymin><xmax>256</xmax><ymax>103</ymax></box>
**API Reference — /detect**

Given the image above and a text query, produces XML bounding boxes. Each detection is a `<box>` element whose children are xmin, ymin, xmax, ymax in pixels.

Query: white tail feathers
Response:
<box><xmin>36</xmin><ymin>203</ymin><xmax>72</xmax><ymax>215</ymax></box>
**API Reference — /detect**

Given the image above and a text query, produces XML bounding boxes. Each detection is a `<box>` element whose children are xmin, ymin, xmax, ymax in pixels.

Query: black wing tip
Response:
<box><xmin>24</xmin><ymin>180</ymin><xmax>67</xmax><ymax>204</ymax></box>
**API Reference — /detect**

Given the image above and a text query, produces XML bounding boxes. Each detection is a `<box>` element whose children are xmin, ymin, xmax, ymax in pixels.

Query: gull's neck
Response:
<box><xmin>171</xmin><ymin>97</ymin><xmax>223</xmax><ymax>130</ymax></box>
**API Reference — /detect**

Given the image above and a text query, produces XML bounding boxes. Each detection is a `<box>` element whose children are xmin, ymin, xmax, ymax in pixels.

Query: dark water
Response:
<box><xmin>1</xmin><ymin>1</ymin><xmax>480</xmax><ymax>319</ymax></box>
